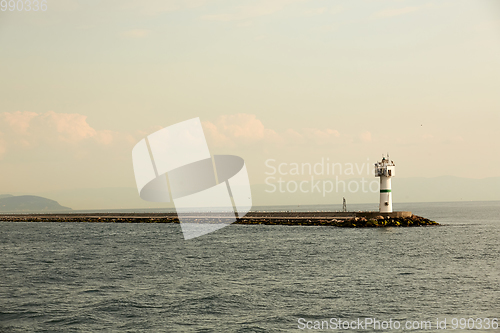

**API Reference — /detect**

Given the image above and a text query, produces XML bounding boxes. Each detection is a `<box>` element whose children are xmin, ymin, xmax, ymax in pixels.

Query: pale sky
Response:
<box><xmin>1</xmin><ymin>0</ymin><xmax>499</xmax><ymax>199</ymax></box>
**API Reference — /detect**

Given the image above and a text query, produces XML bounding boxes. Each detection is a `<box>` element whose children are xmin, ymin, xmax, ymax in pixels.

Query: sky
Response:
<box><xmin>0</xmin><ymin>0</ymin><xmax>499</xmax><ymax>206</ymax></box>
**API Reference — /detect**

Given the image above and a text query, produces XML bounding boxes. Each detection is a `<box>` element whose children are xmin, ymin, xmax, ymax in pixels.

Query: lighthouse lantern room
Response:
<box><xmin>375</xmin><ymin>154</ymin><xmax>395</xmax><ymax>213</ymax></box>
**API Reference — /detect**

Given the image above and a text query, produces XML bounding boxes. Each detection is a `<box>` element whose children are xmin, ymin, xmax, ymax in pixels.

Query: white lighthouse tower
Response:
<box><xmin>375</xmin><ymin>154</ymin><xmax>395</xmax><ymax>213</ymax></box>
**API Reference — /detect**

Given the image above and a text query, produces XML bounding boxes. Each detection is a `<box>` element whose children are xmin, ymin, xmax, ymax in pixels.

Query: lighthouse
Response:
<box><xmin>375</xmin><ymin>155</ymin><xmax>395</xmax><ymax>213</ymax></box>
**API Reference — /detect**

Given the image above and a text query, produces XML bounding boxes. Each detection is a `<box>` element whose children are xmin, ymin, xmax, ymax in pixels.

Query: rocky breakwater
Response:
<box><xmin>235</xmin><ymin>214</ymin><xmax>439</xmax><ymax>227</ymax></box>
<box><xmin>328</xmin><ymin>215</ymin><xmax>439</xmax><ymax>228</ymax></box>
<box><xmin>0</xmin><ymin>212</ymin><xmax>439</xmax><ymax>227</ymax></box>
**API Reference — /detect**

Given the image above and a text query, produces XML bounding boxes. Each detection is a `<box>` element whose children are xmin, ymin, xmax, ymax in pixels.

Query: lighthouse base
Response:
<box><xmin>355</xmin><ymin>211</ymin><xmax>412</xmax><ymax>219</ymax></box>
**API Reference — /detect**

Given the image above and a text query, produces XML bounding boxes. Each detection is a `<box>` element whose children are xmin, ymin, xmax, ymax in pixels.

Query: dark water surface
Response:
<box><xmin>1</xmin><ymin>201</ymin><xmax>499</xmax><ymax>332</ymax></box>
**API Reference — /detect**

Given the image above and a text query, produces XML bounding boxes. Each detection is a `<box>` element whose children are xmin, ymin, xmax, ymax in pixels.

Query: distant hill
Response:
<box><xmin>0</xmin><ymin>195</ymin><xmax>72</xmax><ymax>212</ymax></box>
<box><xmin>0</xmin><ymin>194</ymin><xmax>14</xmax><ymax>199</ymax></box>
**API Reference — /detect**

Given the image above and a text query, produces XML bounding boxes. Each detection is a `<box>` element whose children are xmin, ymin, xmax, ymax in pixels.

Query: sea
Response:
<box><xmin>1</xmin><ymin>201</ymin><xmax>499</xmax><ymax>332</ymax></box>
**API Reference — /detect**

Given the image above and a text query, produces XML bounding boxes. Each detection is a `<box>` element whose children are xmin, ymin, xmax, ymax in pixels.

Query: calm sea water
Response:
<box><xmin>1</xmin><ymin>201</ymin><xmax>499</xmax><ymax>332</ymax></box>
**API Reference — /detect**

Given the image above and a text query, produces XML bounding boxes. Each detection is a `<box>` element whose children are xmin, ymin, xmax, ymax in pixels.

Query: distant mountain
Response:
<box><xmin>0</xmin><ymin>195</ymin><xmax>72</xmax><ymax>212</ymax></box>
<box><xmin>0</xmin><ymin>194</ymin><xmax>14</xmax><ymax>199</ymax></box>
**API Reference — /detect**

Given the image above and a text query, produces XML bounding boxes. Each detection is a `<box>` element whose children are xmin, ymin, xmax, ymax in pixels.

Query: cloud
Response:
<box><xmin>41</xmin><ymin>111</ymin><xmax>98</xmax><ymax>142</ymax></box>
<box><xmin>202</xmin><ymin>113</ymin><xmax>340</xmax><ymax>148</ymax></box>
<box><xmin>0</xmin><ymin>135</ymin><xmax>5</xmax><ymax>159</ymax></box>
<box><xmin>121</xmin><ymin>29</ymin><xmax>151</xmax><ymax>39</ymax></box>
<box><xmin>0</xmin><ymin>111</ymin><xmax>133</xmax><ymax>159</ymax></box>
<box><xmin>360</xmin><ymin>131</ymin><xmax>372</xmax><ymax>143</ymax></box>
<box><xmin>422</xmin><ymin>133</ymin><xmax>434</xmax><ymax>140</ymax></box>
<box><xmin>202</xmin><ymin>114</ymin><xmax>280</xmax><ymax>147</ymax></box>
<box><xmin>3</xmin><ymin>111</ymin><xmax>39</xmax><ymax>134</ymax></box>
<box><xmin>0</xmin><ymin>111</ymin><xmax>342</xmax><ymax>160</ymax></box>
